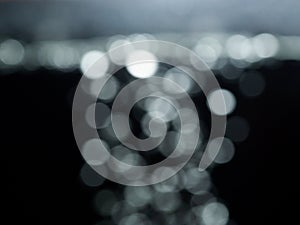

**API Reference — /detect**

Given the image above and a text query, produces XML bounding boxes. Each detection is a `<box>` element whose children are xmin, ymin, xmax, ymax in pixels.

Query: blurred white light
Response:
<box><xmin>126</xmin><ymin>50</ymin><xmax>158</xmax><ymax>78</ymax></box>
<box><xmin>144</xmin><ymin>97</ymin><xmax>176</xmax><ymax>122</ymax></box>
<box><xmin>157</xmin><ymin>131</ymin><xmax>180</xmax><ymax>157</ymax></box>
<box><xmin>108</xmin><ymin>39</ymin><xmax>134</xmax><ymax>65</ymax></box>
<box><xmin>122</xmin><ymin>166</ymin><xmax>145</xmax><ymax>182</ymax></box>
<box><xmin>52</xmin><ymin>44</ymin><xmax>78</xmax><ymax>69</ymax></box>
<box><xmin>201</xmin><ymin>202</ymin><xmax>229</xmax><ymax>225</ymax></box>
<box><xmin>101</xmin><ymin>122</ymin><xmax>120</xmax><ymax>143</ymax></box>
<box><xmin>194</xmin><ymin>37</ymin><xmax>223</xmax><ymax>68</ymax></box>
<box><xmin>184</xmin><ymin>168</ymin><xmax>211</xmax><ymax>194</ymax></box>
<box><xmin>153</xmin><ymin>173</ymin><xmax>180</xmax><ymax>193</ymax></box>
<box><xmin>195</xmin><ymin>44</ymin><xmax>217</xmax><ymax>63</ymax></box>
<box><xmin>226</xmin><ymin>35</ymin><xmax>254</xmax><ymax>60</ymax></box>
<box><xmin>119</xmin><ymin>213</ymin><xmax>150</xmax><ymax>225</ymax></box>
<box><xmin>207</xmin><ymin>89</ymin><xmax>236</xmax><ymax>116</ymax></box>
<box><xmin>82</xmin><ymin>138</ymin><xmax>110</xmax><ymax>166</ymax></box>
<box><xmin>97</xmin><ymin>76</ymin><xmax>120</xmax><ymax>101</ymax></box>
<box><xmin>85</xmin><ymin>102</ymin><xmax>111</xmax><ymax>129</ymax></box>
<box><xmin>80</xmin><ymin>50</ymin><xmax>109</xmax><ymax>79</ymax></box>
<box><xmin>110</xmin><ymin>113</ymin><xmax>131</xmax><ymax>141</ymax></box>
<box><xmin>129</xmin><ymin>33</ymin><xmax>155</xmax><ymax>43</ymax></box>
<box><xmin>239</xmin><ymin>72</ymin><xmax>265</xmax><ymax>97</ymax></box>
<box><xmin>191</xmin><ymin>191</ymin><xmax>215</xmax><ymax>207</ymax></box>
<box><xmin>176</xmin><ymin>130</ymin><xmax>200</xmax><ymax>153</ymax></box>
<box><xmin>0</xmin><ymin>39</ymin><xmax>24</xmax><ymax>65</ymax></box>
<box><xmin>253</xmin><ymin>33</ymin><xmax>279</xmax><ymax>58</ymax></box>
<box><xmin>163</xmin><ymin>215</ymin><xmax>177</xmax><ymax>225</ymax></box>
<box><xmin>163</xmin><ymin>67</ymin><xmax>193</xmax><ymax>94</ymax></box>
<box><xmin>207</xmin><ymin>137</ymin><xmax>235</xmax><ymax>164</ymax></box>
<box><xmin>80</xmin><ymin>163</ymin><xmax>105</xmax><ymax>187</ymax></box>
<box><xmin>110</xmin><ymin>145</ymin><xmax>145</xmax><ymax>167</ymax></box>
<box><xmin>37</xmin><ymin>43</ymin><xmax>52</xmax><ymax>67</ymax></box>
<box><xmin>111</xmin><ymin>200</ymin><xmax>138</xmax><ymax>224</ymax></box>
<box><xmin>152</xmin><ymin>191</ymin><xmax>181</xmax><ymax>213</ymax></box>
<box><xmin>172</xmin><ymin>108</ymin><xmax>200</xmax><ymax>137</ymax></box>
<box><xmin>143</xmin><ymin>117</ymin><xmax>167</xmax><ymax>138</ymax></box>
<box><xmin>124</xmin><ymin>186</ymin><xmax>153</xmax><ymax>208</ymax></box>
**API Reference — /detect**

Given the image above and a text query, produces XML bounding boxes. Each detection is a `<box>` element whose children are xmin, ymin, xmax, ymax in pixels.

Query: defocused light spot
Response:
<box><xmin>53</xmin><ymin>44</ymin><xmax>78</xmax><ymax>69</ymax></box>
<box><xmin>110</xmin><ymin>113</ymin><xmax>131</xmax><ymax>141</ymax></box>
<box><xmin>184</xmin><ymin>168</ymin><xmax>211</xmax><ymax>194</ymax></box>
<box><xmin>94</xmin><ymin>190</ymin><xmax>118</xmax><ymax>216</ymax></box>
<box><xmin>173</xmin><ymin>108</ymin><xmax>199</xmax><ymax>134</ymax></box>
<box><xmin>176</xmin><ymin>129</ymin><xmax>200</xmax><ymax>152</ymax></box>
<box><xmin>239</xmin><ymin>72</ymin><xmax>265</xmax><ymax>97</ymax></box>
<box><xmin>37</xmin><ymin>43</ymin><xmax>52</xmax><ymax>67</ymax></box>
<box><xmin>144</xmin><ymin>97</ymin><xmax>176</xmax><ymax>122</ymax></box>
<box><xmin>122</xmin><ymin>166</ymin><xmax>147</xmax><ymax>182</ymax></box>
<box><xmin>98</xmin><ymin>76</ymin><xmax>120</xmax><ymax>101</ymax></box>
<box><xmin>80</xmin><ymin>50</ymin><xmax>109</xmax><ymax>79</ymax></box>
<box><xmin>207</xmin><ymin>89</ymin><xmax>236</xmax><ymax>116</ymax></box>
<box><xmin>108</xmin><ymin>39</ymin><xmax>134</xmax><ymax>65</ymax></box>
<box><xmin>220</xmin><ymin>64</ymin><xmax>242</xmax><ymax>80</ymax></box>
<box><xmin>194</xmin><ymin>37</ymin><xmax>222</xmax><ymax>68</ymax></box>
<box><xmin>154</xmin><ymin>173</ymin><xmax>180</xmax><ymax>193</ymax></box>
<box><xmin>191</xmin><ymin>191</ymin><xmax>215</xmax><ymax>207</ymax></box>
<box><xmin>38</xmin><ymin>43</ymin><xmax>79</xmax><ymax>69</ymax></box>
<box><xmin>124</xmin><ymin>186</ymin><xmax>153</xmax><ymax>208</ymax></box>
<box><xmin>119</xmin><ymin>213</ymin><xmax>150</xmax><ymax>225</ymax></box>
<box><xmin>85</xmin><ymin>102</ymin><xmax>111</xmax><ymax>129</ymax></box>
<box><xmin>195</xmin><ymin>44</ymin><xmax>217</xmax><ymax>64</ymax></box>
<box><xmin>152</xmin><ymin>191</ymin><xmax>181</xmax><ymax>212</ymax></box>
<box><xmin>253</xmin><ymin>33</ymin><xmax>279</xmax><ymax>58</ymax></box>
<box><xmin>111</xmin><ymin>200</ymin><xmax>138</xmax><ymax>224</ymax></box>
<box><xmin>101</xmin><ymin>122</ymin><xmax>120</xmax><ymax>143</ymax></box>
<box><xmin>110</xmin><ymin>145</ymin><xmax>145</xmax><ymax>167</ymax></box>
<box><xmin>129</xmin><ymin>33</ymin><xmax>155</xmax><ymax>44</ymax></box>
<box><xmin>126</xmin><ymin>50</ymin><xmax>158</xmax><ymax>78</ymax></box>
<box><xmin>163</xmin><ymin>214</ymin><xmax>178</xmax><ymax>225</ymax></box>
<box><xmin>157</xmin><ymin>131</ymin><xmax>180</xmax><ymax>157</ymax></box>
<box><xmin>82</xmin><ymin>138</ymin><xmax>110</xmax><ymax>166</ymax></box>
<box><xmin>80</xmin><ymin>163</ymin><xmax>105</xmax><ymax>187</ymax></box>
<box><xmin>226</xmin><ymin>116</ymin><xmax>250</xmax><ymax>142</ymax></box>
<box><xmin>201</xmin><ymin>202</ymin><xmax>229</xmax><ymax>225</ymax></box>
<box><xmin>226</xmin><ymin>35</ymin><xmax>254</xmax><ymax>60</ymax></box>
<box><xmin>163</xmin><ymin>67</ymin><xmax>193</xmax><ymax>94</ymax></box>
<box><xmin>147</xmin><ymin>117</ymin><xmax>167</xmax><ymax>138</ymax></box>
<box><xmin>207</xmin><ymin>137</ymin><xmax>235</xmax><ymax>164</ymax></box>
<box><xmin>0</xmin><ymin>39</ymin><xmax>24</xmax><ymax>65</ymax></box>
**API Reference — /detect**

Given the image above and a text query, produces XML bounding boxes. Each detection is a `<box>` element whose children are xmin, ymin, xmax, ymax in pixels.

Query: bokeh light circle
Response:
<box><xmin>72</xmin><ymin>40</ymin><xmax>226</xmax><ymax>186</ymax></box>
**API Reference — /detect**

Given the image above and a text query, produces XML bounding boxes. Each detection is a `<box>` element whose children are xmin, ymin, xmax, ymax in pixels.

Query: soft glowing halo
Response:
<box><xmin>163</xmin><ymin>67</ymin><xmax>193</xmax><ymax>94</ymax></box>
<box><xmin>82</xmin><ymin>138</ymin><xmax>110</xmax><ymax>166</ymax></box>
<box><xmin>0</xmin><ymin>39</ymin><xmax>24</xmax><ymax>65</ymax></box>
<box><xmin>207</xmin><ymin>89</ymin><xmax>236</xmax><ymax>116</ymax></box>
<box><xmin>207</xmin><ymin>137</ymin><xmax>235</xmax><ymax>164</ymax></box>
<box><xmin>201</xmin><ymin>202</ymin><xmax>229</xmax><ymax>225</ymax></box>
<box><xmin>125</xmin><ymin>50</ymin><xmax>158</xmax><ymax>78</ymax></box>
<box><xmin>80</xmin><ymin>50</ymin><xmax>109</xmax><ymax>79</ymax></box>
<box><xmin>253</xmin><ymin>33</ymin><xmax>279</xmax><ymax>58</ymax></box>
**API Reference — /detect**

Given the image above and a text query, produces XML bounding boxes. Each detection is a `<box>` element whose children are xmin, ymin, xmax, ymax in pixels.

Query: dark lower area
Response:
<box><xmin>1</xmin><ymin>61</ymin><xmax>299</xmax><ymax>225</ymax></box>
